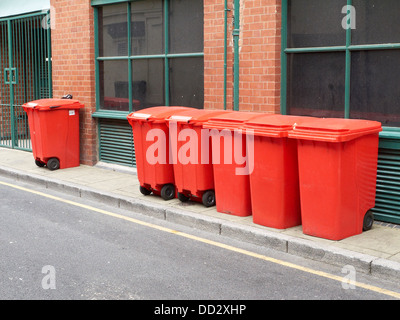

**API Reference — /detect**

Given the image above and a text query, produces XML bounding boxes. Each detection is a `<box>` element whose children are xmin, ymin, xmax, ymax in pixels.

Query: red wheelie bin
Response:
<box><xmin>127</xmin><ymin>106</ymin><xmax>191</xmax><ymax>200</ymax></box>
<box><xmin>243</xmin><ymin>114</ymin><xmax>314</xmax><ymax>229</ymax></box>
<box><xmin>166</xmin><ymin>109</ymin><xmax>231</xmax><ymax>207</ymax></box>
<box><xmin>22</xmin><ymin>99</ymin><xmax>84</xmax><ymax>170</ymax></box>
<box><xmin>288</xmin><ymin>118</ymin><xmax>382</xmax><ymax>240</ymax></box>
<box><xmin>203</xmin><ymin>111</ymin><xmax>261</xmax><ymax>217</ymax></box>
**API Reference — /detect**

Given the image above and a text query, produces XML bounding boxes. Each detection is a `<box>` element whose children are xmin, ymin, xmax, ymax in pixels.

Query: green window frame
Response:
<box><xmin>92</xmin><ymin>0</ymin><xmax>204</xmax><ymax>120</ymax></box>
<box><xmin>281</xmin><ymin>0</ymin><xmax>400</xmax><ymax>141</ymax></box>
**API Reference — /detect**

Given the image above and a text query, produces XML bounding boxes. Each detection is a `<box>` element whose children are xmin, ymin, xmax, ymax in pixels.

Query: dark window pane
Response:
<box><xmin>99</xmin><ymin>4</ymin><xmax>128</xmax><ymax>57</ymax></box>
<box><xmin>287</xmin><ymin>52</ymin><xmax>345</xmax><ymax>117</ymax></box>
<box><xmin>169</xmin><ymin>57</ymin><xmax>204</xmax><ymax>108</ymax></box>
<box><xmin>288</xmin><ymin>0</ymin><xmax>346</xmax><ymax>48</ymax></box>
<box><xmin>131</xmin><ymin>0</ymin><xmax>164</xmax><ymax>55</ymax></box>
<box><xmin>352</xmin><ymin>0</ymin><xmax>400</xmax><ymax>45</ymax></box>
<box><xmin>132</xmin><ymin>59</ymin><xmax>165</xmax><ymax>110</ymax></box>
<box><xmin>169</xmin><ymin>0</ymin><xmax>203</xmax><ymax>54</ymax></box>
<box><xmin>99</xmin><ymin>60</ymin><xmax>129</xmax><ymax>111</ymax></box>
<box><xmin>350</xmin><ymin>50</ymin><xmax>400</xmax><ymax>127</ymax></box>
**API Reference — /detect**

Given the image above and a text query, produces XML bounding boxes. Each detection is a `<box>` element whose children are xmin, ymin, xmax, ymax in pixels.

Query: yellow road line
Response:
<box><xmin>1</xmin><ymin>180</ymin><xmax>400</xmax><ymax>299</ymax></box>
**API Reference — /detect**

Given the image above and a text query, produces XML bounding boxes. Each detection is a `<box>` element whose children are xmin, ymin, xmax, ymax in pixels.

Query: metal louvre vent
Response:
<box><xmin>1</xmin><ymin>13</ymin><xmax>51</xmax><ymax>151</ymax></box>
<box><xmin>372</xmin><ymin>148</ymin><xmax>400</xmax><ymax>224</ymax></box>
<box><xmin>99</xmin><ymin>119</ymin><xmax>136</xmax><ymax>167</ymax></box>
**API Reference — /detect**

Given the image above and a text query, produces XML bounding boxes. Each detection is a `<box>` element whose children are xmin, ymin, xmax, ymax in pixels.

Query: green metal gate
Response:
<box><xmin>0</xmin><ymin>12</ymin><xmax>52</xmax><ymax>151</ymax></box>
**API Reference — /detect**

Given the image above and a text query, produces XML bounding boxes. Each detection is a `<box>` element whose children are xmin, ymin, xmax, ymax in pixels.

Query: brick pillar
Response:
<box><xmin>50</xmin><ymin>0</ymin><xmax>97</xmax><ymax>165</ymax></box>
<box><xmin>204</xmin><ymin>0</ymin><xmax>282</xmax><ymax>113</ymax></box>
<box><xmin>240</xmin><ymin>0</ymin><xmax>281</xmax><ymax>113</ymax></box>
<box><xmin>204</xmin><ymin>0</ymin><xmax>234</xmax><ymax>111</ymax></box>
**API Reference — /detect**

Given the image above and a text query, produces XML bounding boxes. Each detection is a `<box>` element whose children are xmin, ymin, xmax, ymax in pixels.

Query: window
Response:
<box><xmin>282</xmin><ymin>0</ymin><xmax>400</xmax><ymax>127</ymax></box>
<box><xmin>95</xmin><ymin>0</ymin><xmax>204</xmax><ymax>113</ymax></box>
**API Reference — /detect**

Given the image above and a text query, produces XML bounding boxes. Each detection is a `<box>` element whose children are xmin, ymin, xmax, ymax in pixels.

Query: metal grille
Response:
<box><xmin>99</xmin><ymin>119</ymin><xmax>136</xmax><ymax>167</ymax></box>
<box><xmin>0</xmin><ymin>13</ymin><xmax>52</xmax><ymax>151</ymax></box>
<box><xmin>372</xmin><ymin>148</ymin><xmax>400</xmax><ymax>224</ymax></box>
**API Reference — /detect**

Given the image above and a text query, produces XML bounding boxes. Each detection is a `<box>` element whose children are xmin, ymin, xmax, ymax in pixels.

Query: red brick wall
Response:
<box><xmin>204</xmin><ymin>0</ymin><xmax>281</xmax><ymax>113</ymax></box>
<box><xmin>50</xmin><ymin>0</ymin><xmax>97</xmax><ymax>165</ymax></box>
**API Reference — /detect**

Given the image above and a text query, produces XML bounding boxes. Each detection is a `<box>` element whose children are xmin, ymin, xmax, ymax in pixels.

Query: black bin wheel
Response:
<box><xmin>139</xmin><ymin>186</ymin><xmax>151</xmax><ymax>196</ymax></box>
<box><xmin>363</xmin><ymin>210</ymin><xmax>374</xmax><ymax>231</ymax></box>
<box><xmin>35</xmin><ymin>159</ymin><xmax>45</xmax><ymax>167</ymax></box>
<box><xmin>178</xmin><ymin>192</ymin><xmax>190</xmax><ymax>202</ymax></box>
<box><xmin>47</xmin><ymin>158</ymin><xmax>60</xmax><ymax>171</ymax></box>
<box><xmin>161</xmin><ymin>184</ymin><xmax>175</xmax><ymax>200</ymax></box>
<box><xmin>202</xmin><ymin>190</ymin><xmax>216</xmax><ymax>207</ymax></box>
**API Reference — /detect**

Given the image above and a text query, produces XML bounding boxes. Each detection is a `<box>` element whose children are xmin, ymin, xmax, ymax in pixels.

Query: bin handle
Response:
<box><xmin>169</xmin><ymin>115</ymin><xmax>193</xmax><ymax>123</ymax></box>
<box><xmin>132</xmin><ymin>112</ymin><xmax>151</xmax><ymax>120</ymax></box>
<box><xmin>49</xmin><ymin>106</ymin><xmax>61</xmax><ymax>109</ymax></box>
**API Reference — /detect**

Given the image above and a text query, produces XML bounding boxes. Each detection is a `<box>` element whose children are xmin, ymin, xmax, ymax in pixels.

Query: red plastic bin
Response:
<box><xmin>203</xmin><ymin>112</ymin><xmax>261</xmax><ymax>217</ymax></box>
<box><xmin>22</xmin><ymin>99</ymin><xmax>84</xmax><ymax>170</ymax></box>
<box><xmin>243</xmin><ymin>114</ymin><xmax>315</xmax><ymax>229</ymax></box>
<box><xmin>288</xmin><ymin>118</ymin><xmax>382</xmax><ymax>240</ymax></box>
<box><xmin>127</xmin><ymin>106</ymin><xmax>191</xmax><ymax>200</ymax></box>
<box><xmin>166</xmin><ymin>109</ymin><xmax>231</xmax><ymax>207</ymax></box>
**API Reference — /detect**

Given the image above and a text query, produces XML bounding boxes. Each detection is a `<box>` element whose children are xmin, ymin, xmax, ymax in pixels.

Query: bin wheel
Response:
<box><xmin>139</xmin><ymin>186</ymin><xmax>151</xmax><ymax>196</ymax></box>
<box><xmin>178</xmin><ymin>192</ymin><xmax>190</xmax><ymax>202</ymax></box>
<box><xmin>161</xmin><ymin>184</ymin><xmax>175</xmax><ymax>200</ymax></box>
<box><xmin>35</xmin><ymin>159</ymin><xmax>45</xmax><ymax>167</ymax></box>
<box><xmin>363</xmin><ymin>210</ymin><xmax>374</xmax><ymax>231</ymax></box>
<box><xmin>47</xmin><ymin>158</ymin><xmax>60</xmax><ymax>171</ymax></box>
<box><xmin>202</xmin><ymin>190</ymin><xmax>216</xmax><ymax>207</ymax></box>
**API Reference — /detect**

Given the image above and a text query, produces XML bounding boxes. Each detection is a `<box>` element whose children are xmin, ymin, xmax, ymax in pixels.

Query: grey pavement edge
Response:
<box><xmin>0</xmin><ymin>163</ymin><xmax>400</xmax><ymax>283</ymax></box>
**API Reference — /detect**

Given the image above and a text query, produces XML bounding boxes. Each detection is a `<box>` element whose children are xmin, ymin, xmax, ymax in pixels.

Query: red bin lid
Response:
<box><xmin>203</xmin><ymin>111</ymin><xmax>261</xmax><ymax>131</ymax></box>
<box><xmin>243</xmin><ymin>115</ymin><xmax>315</xmax><ymax>138</ymax></box>
<box><xmin>22</xmin><ymin>99</ymin><xmax>84</xmax><ymax>111</ymax></box>
<box><xmin>287</xmin><ymin>118</ymin><xmax>382</xmax><ymax>142</ymax></box>
<box><xmin>127</xmin><ymin>106</ymin><xmax>192</xmax><ymax>124</ymax></box>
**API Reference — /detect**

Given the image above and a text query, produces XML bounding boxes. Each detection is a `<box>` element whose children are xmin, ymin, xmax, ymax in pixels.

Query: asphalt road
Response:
<box><xmin>0</xmin><ymin>176</ymin><xmax>399</xmax><ymax>307</ymax></box>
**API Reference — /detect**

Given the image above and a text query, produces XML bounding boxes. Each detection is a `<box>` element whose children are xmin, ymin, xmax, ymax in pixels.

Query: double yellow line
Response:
<box><xmin>1</xmin><ymin>180</ymin><xmax>399</xmax><ymax>299</ymax></box>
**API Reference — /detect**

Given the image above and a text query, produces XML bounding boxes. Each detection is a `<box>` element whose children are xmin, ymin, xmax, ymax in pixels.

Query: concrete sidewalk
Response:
<box><xmin>1</xmin><ymin>147</ymin><xmax>400</xmax><ymax>282</ymax></box>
